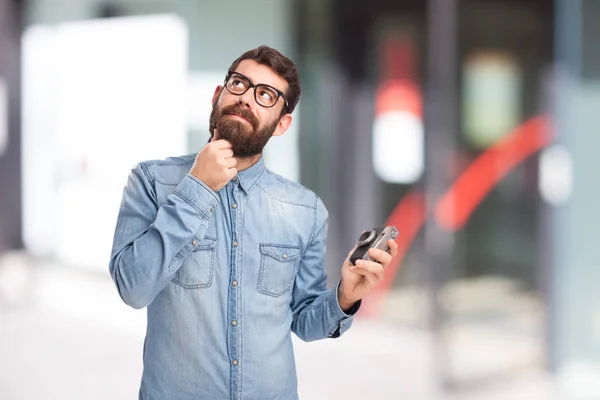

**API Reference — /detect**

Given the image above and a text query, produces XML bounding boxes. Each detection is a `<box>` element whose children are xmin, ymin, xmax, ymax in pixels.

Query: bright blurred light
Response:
<box><xmin>539</xmin><ymin>144</ymin><xmax>573</xmax><ymax>205</ymax></box>
<box><xmin>372</xmin><ymin>78</ymin><xmax>423</xmax><ymax>184</ymax></box>
<box><xmin>22</xmin><ymin>15</ymin><xmax>188</xmax><ymax>270</ymax></box>
<box><xmin>372</xmin><ymin>110</ymin><xmax>424</xmax><ymax>183</ymax></box>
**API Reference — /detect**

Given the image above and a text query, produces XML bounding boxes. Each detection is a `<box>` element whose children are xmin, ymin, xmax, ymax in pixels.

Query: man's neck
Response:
<box><xmin>235</xmin><ymin>153</ymin><xmax>261</xmax><ymax>172</ymax></box>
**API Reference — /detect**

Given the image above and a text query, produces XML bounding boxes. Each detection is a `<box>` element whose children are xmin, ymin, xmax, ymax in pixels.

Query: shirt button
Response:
<box><xmin>231</xmin><ymin>320</ymin><xmax>238</xmax><ymax>326</ymax></box>
<box><xmin>233</xmin><ymin>176</ymin><xmax>238</xmax><ymax>181</ymax></box>
<box><xmin>232</xmin><ymin>203</ymin><xmax>238</xmax><ymax>209</ymax></box>
<box><xmin>233</xmin><ymin>241</ymin><xmax>238</xmax><ymax>247</ymax></box>
<box><xmin>210</xmin><ymin>207</ymin><xmax>215</xmax><ymax>213</ymax></box>
<box><xmin>282</xmin><ymin>254</ymin><xmax>287</xmax><ymax>260</ymax></box>
<box><xmin>232</xmin><ymin>280</ymin><xmax>238</xmax><ymax>286</ymax></box>
<box><xmin>192</xmin><ymin>239</ymin><xmax>198</xmax><ymax>246</ymax></box>
<box><xmin>232</xmin><ymin>360</ymin><xmax>238</xmax><ymax>366</ymax></box>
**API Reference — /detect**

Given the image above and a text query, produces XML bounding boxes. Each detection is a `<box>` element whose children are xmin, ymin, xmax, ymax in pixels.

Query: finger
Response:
<box><xmin>346</xmin><ymin>244</ymin><xmax>358</xmax><ymax>259</ymax></box>
<box><xmin>353</xmin><ymin>259</ymin><xmax>384</xmax><ymax>274</ymax></box>
<box><xmin>211</xmin><ymin>129</ymin><xmax>220</xmax><ymax>142</ymax></box>
<box><xmin>367</xmin><ymin>247</ymin><xmax>392</xmax><ymax>266</ymax></box>
<box><xmin>348</xmin><ymin>266</ymin><xmax>385</xmax><ymax>283</ymax></box>
<box><xmin>220</xmin><ymin>148</ymin><xmax>234</xmax><ymax>158</ymax></box>
<box><xmin>223</xmin><ymin>157</ymin><xmax>237</xmax><ymax>168</ymax></box>
<box><xmin>212</xmin><ymin>139</ymin><xmax>232</xmax><ymax>150</ymax></box>
<box><xmin>226</xmin><ymin>167</ymin><xmax>238</xmax><ymax>179</ymax></box>
<box><xmin>388</xmin><ymin>239</ymin><xmax>399</xmax><ymax>257</ymax></box>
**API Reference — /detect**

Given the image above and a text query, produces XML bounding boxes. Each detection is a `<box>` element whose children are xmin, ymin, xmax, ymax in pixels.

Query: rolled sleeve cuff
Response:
<box><xmin>327</xmin><ymin>281</ymin><xmax>361</xmax><ymax>338</ymax></box>
<box><xmin>174</xmin><ymin>174</ymin><xmax>220</xmax><ymax>219</ymax></box>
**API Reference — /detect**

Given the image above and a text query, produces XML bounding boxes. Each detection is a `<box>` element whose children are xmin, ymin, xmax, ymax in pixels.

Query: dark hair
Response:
<box><xmin>228</xmin><ymin>45</ymin><xmax>301</xmax><ymax>115</ymax></box>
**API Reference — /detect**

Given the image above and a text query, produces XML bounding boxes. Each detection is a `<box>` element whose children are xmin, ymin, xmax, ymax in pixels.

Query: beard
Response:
<box><xmin>208</xmin><ymin>102</ymin><xmax>279</xmax><ymax>158</ymax></box>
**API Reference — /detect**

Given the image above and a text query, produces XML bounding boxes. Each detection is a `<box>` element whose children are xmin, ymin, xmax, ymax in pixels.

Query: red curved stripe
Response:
<box><xmin>360</xmin><ymin>115</ymin><xmax>553</xmax><ymax>318</ymax></box>
<box><xmin>436</xmin><ymin>116</ymin><xmax>553</xmax><ymax>231</ymax></box>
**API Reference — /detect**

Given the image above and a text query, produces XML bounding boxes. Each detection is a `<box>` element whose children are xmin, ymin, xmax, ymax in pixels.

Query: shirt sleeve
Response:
<box><xmin>108</xmin><ymin>163</ymin><xmax>219</xmax><ymax>309</ymax></box>
<box><xmin>290</xmin><ymin>195</ymin><xmax>360</xmax><ymax>341</ymax></box>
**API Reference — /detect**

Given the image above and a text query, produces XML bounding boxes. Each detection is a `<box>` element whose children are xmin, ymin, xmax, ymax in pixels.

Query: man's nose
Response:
<box><xmin>237</xmin><ymin>89</ymin><xmax>254</xmax><ymax>109</ymax></box>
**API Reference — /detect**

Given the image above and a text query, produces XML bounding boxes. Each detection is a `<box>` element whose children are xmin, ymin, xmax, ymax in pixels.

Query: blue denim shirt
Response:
<box><xmin>109</xmin><ymin>154</ymin><xmax>358</xmax><ymax>400</ymax></box>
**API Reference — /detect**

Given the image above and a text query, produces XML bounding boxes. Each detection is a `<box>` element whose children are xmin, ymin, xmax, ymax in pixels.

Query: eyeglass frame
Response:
<box><xmin>224</xmin><ymin>70</ymin><xmax>289</xmax><ymax>112</ymax></box>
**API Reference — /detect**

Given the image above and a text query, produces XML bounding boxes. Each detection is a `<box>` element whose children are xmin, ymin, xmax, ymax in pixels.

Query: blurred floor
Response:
<box><xmin>0</xmin><ymin>251</ymin><xmax>558</xmax><ymax>400</ymax></box>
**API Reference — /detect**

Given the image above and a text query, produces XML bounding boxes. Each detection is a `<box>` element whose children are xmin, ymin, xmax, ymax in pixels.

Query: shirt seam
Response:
<box><xmin>241</xmin><ymin>166</ymin><xmax>266</xmax><ymax>193</ymax></box>
<box><xmin>305</xmin><ymin>194</ymin><xmax>319</xmax><ymax>256</ymax></box>
<box><xmin>152</xmin><ymin>179</ymin><xmax>178</xmax><ymax>186</ymax></box>
<box><xmin>139</xmin><ymin>162</ymin><xmax>155</xmax><ymax>185</ymax></box>
<box><xmin>292</xmin><ymin>194</ymin><xmax>322</xmax><ymax>325</ymax></box>
<box><xmin>174</xmin><ymin>191</ymin><xmax>211</xmax><ymax>221</ymax></box>
<box><xmin>255</xmin><ymin>184</ymin><xmax>316</xmax><ymax>209</ymax></box>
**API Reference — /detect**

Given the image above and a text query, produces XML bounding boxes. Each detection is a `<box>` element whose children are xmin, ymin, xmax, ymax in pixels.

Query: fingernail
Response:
<box><xmin>355</xmin><ymin>260</ymin><xmax>363</xmax><ymax>266</ymax></box>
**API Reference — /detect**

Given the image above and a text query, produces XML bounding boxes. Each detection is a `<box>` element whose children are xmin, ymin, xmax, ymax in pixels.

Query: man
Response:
<box><xmin>109</xmin><ymin>45</ymin><xmax>398</xmax><ymax>400</ymax></box>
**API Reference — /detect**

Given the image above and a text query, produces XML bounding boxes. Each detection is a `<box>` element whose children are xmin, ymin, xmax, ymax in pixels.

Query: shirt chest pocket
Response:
<box><xmin>258</xmin><ymin>244</ymin><xmax>301</xmax><ymax>297</ymax></box>
<box><xmin>172</xmin><ymin>237</ymin><xmax>216</xmax><ymax>289</ymax></box>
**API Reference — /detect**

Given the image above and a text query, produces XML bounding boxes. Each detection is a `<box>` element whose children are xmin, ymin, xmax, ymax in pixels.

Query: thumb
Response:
<box><xmin>211</xmin><ymin>129</ymin><xmax>220</xmax><ymax>142</ymax></box>
<box><xmin>347</xmin><ymin>244</ymin><xmax>358</xmax><ymax>257</ymax></box>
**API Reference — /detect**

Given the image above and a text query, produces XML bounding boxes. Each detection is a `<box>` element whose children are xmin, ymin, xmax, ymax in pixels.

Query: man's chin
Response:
<box><xmin>218</xmin><ymin>122</ymin><xmax>254</xmax><ymax>139</ymax></box>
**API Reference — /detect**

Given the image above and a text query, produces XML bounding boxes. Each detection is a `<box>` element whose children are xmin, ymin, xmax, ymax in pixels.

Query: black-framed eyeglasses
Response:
<box><xmin>224</xmin><ymin>70</ymin><xmax>289</xmax><ymax>111</ymax></box>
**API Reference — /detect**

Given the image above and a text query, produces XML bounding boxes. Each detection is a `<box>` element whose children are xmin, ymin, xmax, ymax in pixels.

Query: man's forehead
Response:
<box><xmin>233</xmin><ymin>59</ymin><xmax>288</xmax><ymax>91</ymax></box>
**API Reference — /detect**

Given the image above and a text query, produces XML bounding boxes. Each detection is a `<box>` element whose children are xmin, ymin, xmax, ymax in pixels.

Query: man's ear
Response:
<box><xmin>272</xmin><ymin>114</ymin><xmax>292</xmax><ymax>137</ymax></box>
<box><xmin>212</xmin><ymin>85</ymin><xmax>223</xmax><ymax>104</ymax></box>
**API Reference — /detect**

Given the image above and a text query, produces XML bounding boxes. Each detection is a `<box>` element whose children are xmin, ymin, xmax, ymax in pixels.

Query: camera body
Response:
<box><xmin>350</xmin><ymin>226</ymin><xmax>398</xmax><ymax>266</ymax></box>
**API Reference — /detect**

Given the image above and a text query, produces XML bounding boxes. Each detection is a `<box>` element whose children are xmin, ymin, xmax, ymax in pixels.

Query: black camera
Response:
<box><xmin>350</xmin><ymin>226</ymin><xmax>398</xmax><ymax>266</ymax></box>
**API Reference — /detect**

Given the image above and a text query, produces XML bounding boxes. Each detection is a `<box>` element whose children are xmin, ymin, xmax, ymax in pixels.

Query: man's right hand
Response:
<box><xmin>190</xmin><ymin>130</ymin><xmax>237</xmax><ymax>192</ymax></box>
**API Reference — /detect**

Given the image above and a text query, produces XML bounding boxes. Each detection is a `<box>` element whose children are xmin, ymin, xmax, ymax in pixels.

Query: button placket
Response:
<box><xmin>227</xmin><ymin>182</ymin><xmax>241</xmax><ymax>378</ymax></box>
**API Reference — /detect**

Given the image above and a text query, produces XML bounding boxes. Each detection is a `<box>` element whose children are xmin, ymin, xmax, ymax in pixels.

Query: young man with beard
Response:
<box><xmin>109</xmin><ymin>45</ymin><xmax>398</xmax><ymax>400</ymax></box>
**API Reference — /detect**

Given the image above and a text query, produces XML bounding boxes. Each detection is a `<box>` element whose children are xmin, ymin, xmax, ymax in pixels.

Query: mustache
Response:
<box><xmin>219</xmin><ymin>104</ymin><xmax>258</xmax><ymax>129</ymax></box>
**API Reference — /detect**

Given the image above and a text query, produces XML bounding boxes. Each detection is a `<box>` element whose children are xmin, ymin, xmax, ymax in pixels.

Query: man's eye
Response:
<box><xmin>232</xmin><ymin>79</ymin><xmax>246</xmax><ymax>88</ymax></box>
<box><xmin>258</xmin><ymin>89</ymin><xmax>274</xmax><ymax>101</ymax></box>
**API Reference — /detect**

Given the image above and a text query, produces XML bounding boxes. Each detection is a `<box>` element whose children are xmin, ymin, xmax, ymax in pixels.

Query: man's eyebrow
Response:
<box><xmin>233</xmin><ymin>71</ymin><xmax>283</xmax><ymax>91</ymax></box>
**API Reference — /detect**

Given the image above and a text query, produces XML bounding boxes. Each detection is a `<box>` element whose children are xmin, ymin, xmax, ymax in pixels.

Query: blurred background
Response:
<box><xmin>0</xmin><ymin>0</ymin><xmax>599</xmax><ymax>399</ymax></box>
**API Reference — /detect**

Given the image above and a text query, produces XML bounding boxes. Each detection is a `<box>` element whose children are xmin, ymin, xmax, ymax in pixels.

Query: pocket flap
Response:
<box><xmin>259</xmin><ymin>244</ymin><xmax>300</xmax><ymax>262</ymax></box>
<box><xmin>193</xmin><ymin>237</ymin><xmax>216</xmax><ymax>251</ymax></box>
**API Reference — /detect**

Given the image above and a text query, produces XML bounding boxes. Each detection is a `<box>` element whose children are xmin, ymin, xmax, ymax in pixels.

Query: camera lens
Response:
<box><xmin>357</xmin><ymin>230</ymin><xmax>376</xmax><ymax>246</ymax></box>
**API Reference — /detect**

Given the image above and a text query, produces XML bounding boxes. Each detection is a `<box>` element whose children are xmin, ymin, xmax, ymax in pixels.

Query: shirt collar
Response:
<box><xmin>235</xmin><ymin>155</ymin><xmax>265</xmax><ymax>193</ymax></box>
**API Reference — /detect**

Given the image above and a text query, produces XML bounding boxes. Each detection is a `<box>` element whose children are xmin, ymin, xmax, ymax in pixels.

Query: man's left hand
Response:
<box><xmin>337</xmin><ymin>240</ymin><xmax>398</xmax><ymax>312</ymax></box>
